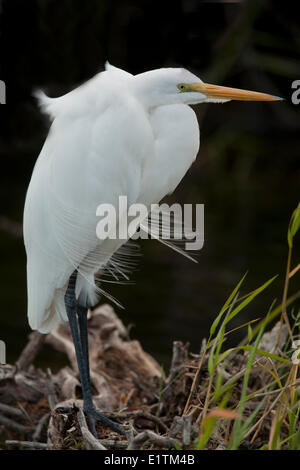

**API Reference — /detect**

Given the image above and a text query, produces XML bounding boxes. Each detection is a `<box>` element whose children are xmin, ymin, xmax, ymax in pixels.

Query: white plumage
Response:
<box><xmin>24</xmin><ymin>63</ymin><xmax>201</xmax><ymax>332</ymax></box>
<box><xmin>24</xmin><ymin>62</ymin><xmax>280</xmax><ymax>333</ymax></box>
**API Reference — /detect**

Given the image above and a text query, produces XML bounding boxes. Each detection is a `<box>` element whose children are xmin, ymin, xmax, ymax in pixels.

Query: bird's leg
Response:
<box><xmin>77</xmin><ymin>304</ymin><xmax>91</xmax><ymax>388</ymax></box>
<box><xmin>77</xmin><ymin>303</ymin><xmax>99</xmax><ymax>436</ymax></box>
<box><xmin>76</xmin><ymin>303</ymin><xmax>95</xmax><ymax>433</ymax></box>
<box><xmin>65</xmin><ymin>271</ymin><xmax>124</xmax><ymax>436</ymax></box>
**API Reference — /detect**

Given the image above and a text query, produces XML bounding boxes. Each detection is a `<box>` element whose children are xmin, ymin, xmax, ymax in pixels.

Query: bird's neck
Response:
<box><xmin>133</xmin><ymin>73</ymin><xmax>174</xmax><ymax>110</ymax></box>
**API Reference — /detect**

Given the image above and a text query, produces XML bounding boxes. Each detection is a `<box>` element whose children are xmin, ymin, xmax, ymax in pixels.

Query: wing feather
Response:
<box><xmin>24</xmin><ymin>69</ymin><xmax>154</xmax><ymax>332</ymax></box>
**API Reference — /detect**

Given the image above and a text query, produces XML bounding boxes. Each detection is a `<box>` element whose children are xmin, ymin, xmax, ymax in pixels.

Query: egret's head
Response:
<box><xmin>134</xmin><ymin>67</ymin><xmax>282</xmax><ymax>108</ymax></box>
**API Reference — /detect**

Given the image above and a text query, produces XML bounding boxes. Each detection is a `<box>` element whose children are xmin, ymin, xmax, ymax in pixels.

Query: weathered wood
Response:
<box><xmin>46</xmin><ymin>304</ymin><xmax>162</xmax><ymax>412</ymax></box>
<box><xmin>0</xmin><ymin>414</ymin><xmax>32</xmax><ymax>434</ymax></box>
<box><xmin>77</xmin><ymin>408</ymin><xmax>107</xmax><ymax>450</ymax></box>
<box><xmin>0</xmin><ymin>403</ymin><xmax>27</xmax><ymax>419</ymax></box>
<box><xmin>0</xmin><ymin>364</ymin><xmax>46</xmax><ymax>405</ymax></box>
<box><xmin>128</xmin><ymin>430</ymin><xmax>179</xmax><ymax>450</ymax></box>
<box><xmin>161</xmin><ymin>341</ymin><xmax>189</xmax><ymax>417</ymax></box>
<box><xmin>6</xmin><ymin>440</ymin><xmax>48</xmax><ymax>450</ymax></box>
<box><xmin>16</xmin><ymin>331</ymin><xmax>46</xmax><ymax>371</ymax></box>
<box><xmin>0</xmin><ymin>315</ymin><xmax>292</xmax><ymax>450</ymax></box>
<box><xmin>46</xmin><ymin>368</ymin><xmax>57</xmax><ymax>411</ymax></box>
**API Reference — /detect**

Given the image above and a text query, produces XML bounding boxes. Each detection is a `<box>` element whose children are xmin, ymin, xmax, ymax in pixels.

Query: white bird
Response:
<box><xmin>23</xmin><ymin>62</ymin><xmax>281</xmax><ymax>435</ymax></box>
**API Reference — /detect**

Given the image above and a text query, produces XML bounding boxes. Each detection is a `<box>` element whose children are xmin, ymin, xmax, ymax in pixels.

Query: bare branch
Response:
<box><xmin>6</xmin><ymin>440</ymin><xmax>48</xmax><ymax>450</ymax></box>
<box><xmin>0</xmin><ymin>414</ymin><xmax>32</xmax><ymax>434</ymax></box>
<box><xmin>0</xmin><ymin>403</ymin><xmax>27</xmax><ymax>419</ymax></box>
<box><xmin>46</xmin><ymin>368</ymin><xmax>57</xmax><ymax>410</ymax></box>
<box><xmin>77</xmin><ymin>408</ymin><xmax>107</xmax><ymax>450</ymax></box>
<box><xmin>33</xmin><ymin>413</ymin><xmax>50</xmax><ymax>442</ymax></box>
<box><xmin>128</xmin><ymin>430</ymin><xmax>179</xmax><ymax>450</ymax></box>
<box><xmin>182</xmin><ymin>415</ymin><xmax>192</xmax><ymax>446</ymax></box>
<box><xmin>16</xmin><ymin>332</ymin><xmax>46</xmax><ymax>370</ymax></box>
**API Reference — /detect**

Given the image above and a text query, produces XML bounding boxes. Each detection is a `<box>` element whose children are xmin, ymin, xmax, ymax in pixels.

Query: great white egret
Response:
<box><xmin>23</xmin><ymin>62</ymin><xmax>282</xmax><ymax>435</ymax></box>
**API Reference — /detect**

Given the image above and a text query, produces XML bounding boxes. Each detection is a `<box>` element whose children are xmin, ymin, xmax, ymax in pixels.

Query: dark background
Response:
<box><xmin>0</xmin><ymin>0</ymin><xmax>299</xmax><ymax>369</ymax></box>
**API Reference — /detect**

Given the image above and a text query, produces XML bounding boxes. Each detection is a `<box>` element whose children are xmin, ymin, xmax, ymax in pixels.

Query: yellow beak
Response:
<box><xmin>191</xmin><ymin>82</ymin><xmax>282</xmax><ymax>102</ymax></box>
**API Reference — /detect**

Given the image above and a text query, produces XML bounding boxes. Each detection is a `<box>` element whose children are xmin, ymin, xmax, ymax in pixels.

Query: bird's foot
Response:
<box><xmin>84</xmin><ymin>406</ymin><xmax>125</xmax><ymax>437</ymax></box>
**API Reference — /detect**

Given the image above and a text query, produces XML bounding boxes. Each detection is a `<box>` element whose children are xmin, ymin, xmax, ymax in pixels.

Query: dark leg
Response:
<box><xmin>64</xmin><ymin>271</ymin><xmax>124</xmax><ymax>436</ymax></box>
<box><xmin>77</xmin><ymin>304</ymin><xmax>91</xmax><ymax>389</ymax></box>
<box><xmin>77</xmin><ymin>303</ymin><xmax>97</xmax><ymax>435</ymax></box>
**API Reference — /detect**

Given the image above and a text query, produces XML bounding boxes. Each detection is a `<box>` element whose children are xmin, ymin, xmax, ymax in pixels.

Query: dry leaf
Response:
<box><xmin>206</xmin><ymin>408</ymin><xmax>240</xmax><ymax>420</ymax></box>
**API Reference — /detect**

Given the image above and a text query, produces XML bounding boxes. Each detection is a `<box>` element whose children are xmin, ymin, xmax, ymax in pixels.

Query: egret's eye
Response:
<box><xmin>177</xmin><ymin>83</ymin><xmax>187</xmax><ymax>92</ymax></box>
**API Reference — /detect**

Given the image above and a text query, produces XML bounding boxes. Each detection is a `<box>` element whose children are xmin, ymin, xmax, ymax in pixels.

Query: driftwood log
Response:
<box><xmin>0</xmin><ymin>304</ymin><xmax>289</xmax><ymax>450</ymax></box>
<box><xmin>1</xmin><ymin>304</ymin><xmax>191</xmax><ymax>449</ymax></box>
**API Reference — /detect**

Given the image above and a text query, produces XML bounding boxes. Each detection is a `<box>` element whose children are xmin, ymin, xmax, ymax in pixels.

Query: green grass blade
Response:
<box><xmin>209</xmin><ymin>272</ymin><xmax>247</xmax><ymax>337</ymax></box>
